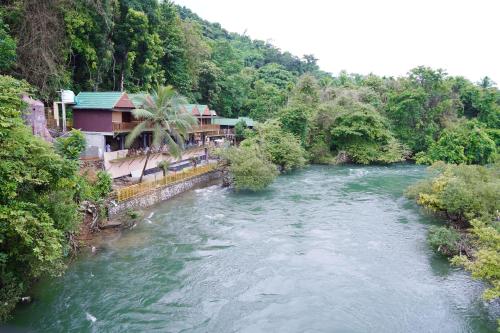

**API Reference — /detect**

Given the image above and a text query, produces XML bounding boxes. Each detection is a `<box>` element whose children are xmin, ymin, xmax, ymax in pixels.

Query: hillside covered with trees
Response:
<box><xmin>1</xmin><ymin>0</ymin><xmax>498</xmax><ymax>165</ymax></box>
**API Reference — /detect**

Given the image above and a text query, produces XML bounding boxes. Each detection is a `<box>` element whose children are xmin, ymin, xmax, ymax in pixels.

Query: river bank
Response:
<box><xmin>7</xmin><ymin>164</ymin><xmax>498</xmax><ymax>332</ymax></box>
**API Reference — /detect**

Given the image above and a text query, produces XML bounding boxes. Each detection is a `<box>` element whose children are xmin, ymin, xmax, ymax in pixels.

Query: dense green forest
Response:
<box><xmin>0</xmin><ymin>0</ymin><xmax>499</xmax><ymax>323</ymax></box>
<box><xmin>1</xmin><ymin>0</ymin><xmax>498</xmax><ymax>164</ymax></box>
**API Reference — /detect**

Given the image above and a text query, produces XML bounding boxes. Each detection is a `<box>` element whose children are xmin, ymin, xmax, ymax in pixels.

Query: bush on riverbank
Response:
<box><xmin>243</xmin><ymin>120</ymin><xmax>307</xmax><ymax>171</ymax></box>
<box><xmin>218</xmin><ymin>120</ymin><xmax>305</xmax><ymax>191</ymax></box>
<box><xmin>220</xmin><ymin>146</ymin><xmax>278</xmax><ymax>191</ymax></box>
<box><xmin>406</xmin><ymin>162</ymin><xmax>500</xmax><ymax>300</ymax></box>
<box><xmin>0</xmin><ymin>76</ymin><xmax>112</xmax><ymax>321</ymax></box>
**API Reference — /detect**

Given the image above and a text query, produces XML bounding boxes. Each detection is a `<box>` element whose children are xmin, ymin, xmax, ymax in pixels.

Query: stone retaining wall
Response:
<box><xmin>108</xmin><ymin>170</ymin><xmax>221</xmax><ymax>219</ymax></box>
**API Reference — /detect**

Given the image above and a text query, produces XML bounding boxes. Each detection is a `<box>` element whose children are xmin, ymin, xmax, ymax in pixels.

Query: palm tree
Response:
<box><xmin>125</xmin><ymin>85</ymin><xmax>198</xmax><ymax>183</ymax></box>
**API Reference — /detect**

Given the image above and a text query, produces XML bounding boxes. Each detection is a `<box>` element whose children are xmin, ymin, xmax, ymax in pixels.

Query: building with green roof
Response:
<box><xmin>213</xmin><ymin>117</ymin><xmax>255</xmax><ymax>127</ymax></box>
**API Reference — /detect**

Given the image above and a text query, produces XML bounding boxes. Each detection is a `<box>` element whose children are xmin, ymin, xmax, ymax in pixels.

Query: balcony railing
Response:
<box><xmin>112</xmin><ymin>121</ymin><xmax>140</xmax><ymax>131</ymax></box>
<box><xmin>112</xmin><ymin>122</ymin><xmax>221</xmax><ymax>133</ymax></box>
<box><xmin>189</xmin><ymin>124</ymin><xmax>220</xmax><ymax>133</ymax></box>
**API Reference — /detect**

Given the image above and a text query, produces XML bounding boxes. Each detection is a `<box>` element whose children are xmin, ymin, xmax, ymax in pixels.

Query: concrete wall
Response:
<box><xmin>108</xmin><ymin>170</ymin><xmax>221</xmax><ymax>218</ymax></box>
<box><xmin>83</xmin><ymin>132</ymin><xmax>106</xmax><ymax>159</ymax></box>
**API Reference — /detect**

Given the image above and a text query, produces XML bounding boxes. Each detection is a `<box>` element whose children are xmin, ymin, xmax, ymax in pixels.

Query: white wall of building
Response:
<box><xmin>82</xmin><ymin>132</ymin><xmax>107</xmax><ymax>159</ymax></box>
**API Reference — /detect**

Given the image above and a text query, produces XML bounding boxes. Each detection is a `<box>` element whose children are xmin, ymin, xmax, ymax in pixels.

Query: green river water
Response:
<box><xmin>6</xmin><ymin>164</ymin><xmax>498</xmax><ymax>332</ymax></box>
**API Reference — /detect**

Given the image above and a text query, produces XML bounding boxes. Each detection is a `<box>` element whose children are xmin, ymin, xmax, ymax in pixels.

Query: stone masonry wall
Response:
<box><xmin>108</xmin><ymin>170</ymin><xmax>221</xmax><ymax>219</ymax></box>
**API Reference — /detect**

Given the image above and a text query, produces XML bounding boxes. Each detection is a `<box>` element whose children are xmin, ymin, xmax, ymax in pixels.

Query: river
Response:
<box><xmin>8</xmin><ymin>164</ymin><xmax>498</xmax><ymax>332</ymax></box>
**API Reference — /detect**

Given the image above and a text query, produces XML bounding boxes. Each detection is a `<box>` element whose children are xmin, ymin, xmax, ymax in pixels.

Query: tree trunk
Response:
<box><xmin>139</xmin><ymin>150</ymin><xmax>151</xmax><ymax>183</ymax></box>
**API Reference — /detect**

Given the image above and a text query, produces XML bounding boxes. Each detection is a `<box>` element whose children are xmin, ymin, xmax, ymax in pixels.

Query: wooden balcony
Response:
<box><xmin>188</xmin><ymin>124</ymin><xmax>220</xmax><ymax>133</ymax></box>
<box><xmin>112</xmin><ymin>122</ymin><xmax>220</xmax><ymax>133</ymax></box>
<box><xmin>112</xmin><ymin>121</ymin><xmax>140</xmax><ymax>132</ymax></box>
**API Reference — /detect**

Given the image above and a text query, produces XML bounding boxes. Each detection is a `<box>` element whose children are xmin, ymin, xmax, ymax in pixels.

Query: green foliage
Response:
<box><xmin>157</xmin><ymin>160</ymin><xmax>171</xmax><ymax>176</ymax></box>
<box><xmin>0</xmin><ymin>77</ymin><xmax>81</xmax><ymax>321</ymax></box>
<box><xmin>93</xmin><ymin>171</ymin><xmax>112</xmax><ymax>199</ymax></box>
<box><xmin>221</xmin><ymin>146</ymin><xmax>278</xmax><ymax>191</ymax></box>
<box><xmin>279</xmin><ymin>103</ymin><xmax>310</xmax><ymax>145</ymax></box>
<box><xmin>289</xmin><ymin>74</ymin><xmax>320</xmax><ymax>106</ymax></box>
<box><xmin>0</xmin><ymin>76</ymin><xmax>31</xmax><ymax>135</ymax></box>
<box><xmin>247</xmin><ymin>80</ymin><xmax>288</xmax><ymax>121</ymax></box>
<box><xmin>54</xmin><ymin>129</ymin><xmax>86</xmax><ymax>160</ymax></box>
<box><xmin>244</xmin><ymin>120</ymin><xmax>307</xmax><ymax>171</ymax></box>
<box><xmin>307</xmin><ymin>139</ymin><xmax>335</xmax><ymax>164</ymax></box>
<box><xmin>386</xmin><ymin>67</ymin><xmax>461</xmax><ymax>153</ymax></box>
<box><xmin>407</xmin><ymin>162</ymin><xmax>499</xmax><ymax>222</ymax></box>
<box><xmin>451</xmin><ymin>219</ymin><xmax>500</xmax><ymax>301</ymax></box>
<box><xmin>416</xmin><ymin>120</ymin><xmax>496</xmax><ymax>165</ymax></box>
<box><xmin>427</xmin><ymin>226</ymin><xmax>460</xmax><ymax>256</ymax></box>
<box><xmin>234</xmin><ymin>119</ymin><xmax>247</xmax><ymax>141</ymax></box>
<box><xmin>308</xmin><ymin>94</ymin><xmax>408</xmax><ymax>164</ymax></box>
<box><xmin>0</xmin><ymin>13</ymin><xmax>16</xmax><ymax>71</ymax></box>
<box><xmin>0</xmin><ymin>204</ymin><xmax>65</xmax><ymax>320</ymax></box>
<box><xmin>127</xmin><ymin>209</ymin><xmax>140</xmax><ymax>219</ymax></box>
<box><xmin>407</xmin><ymin>163</ymin><xmax>500</xmax><ymax>300</ymax></box>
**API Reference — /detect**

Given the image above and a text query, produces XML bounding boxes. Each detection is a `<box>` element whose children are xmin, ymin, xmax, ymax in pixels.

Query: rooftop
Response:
<box><xmin>74</xmin><ymin>92</ymin><xmax>124</xmax><ymax>109</ymax></box>
<box><xmin>213</xmin><ymin>117</ymin><xmax>254</xmax><ymax>127</ymax></box>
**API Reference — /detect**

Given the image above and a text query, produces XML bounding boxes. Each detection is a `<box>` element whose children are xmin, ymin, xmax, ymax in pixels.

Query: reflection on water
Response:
<box><xmin>8</xmin><ymin>164</ymin><xmax>498</xmax><ymax>333</ymax></box>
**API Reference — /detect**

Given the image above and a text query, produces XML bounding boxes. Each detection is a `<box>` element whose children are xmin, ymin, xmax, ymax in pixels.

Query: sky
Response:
<box><xmin>172</xmin><ymin>0</ymin><xmax>500</xmax><ymax>84</ymax></box>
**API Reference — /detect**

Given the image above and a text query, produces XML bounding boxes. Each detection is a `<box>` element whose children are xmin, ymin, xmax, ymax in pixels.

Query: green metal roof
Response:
<box><xmin>213</xmin><ymin>117</ymin><xmax>254</xmax><ymax>127</ymax></box>
<box><xmin>74</xmin><ymin>92</ymin><xmax>124</xmax><ymax>109</ymax></box>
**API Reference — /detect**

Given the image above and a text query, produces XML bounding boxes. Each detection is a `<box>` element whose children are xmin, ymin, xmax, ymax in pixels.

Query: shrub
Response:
<box><xmin>308</xmin><ymin>139</ymin><xmax>335</xmax><ymax>164</ymax></box>
<box><xmin>417</xmin><ymin>120</ymin><xmax>496</xmax><ymax>165</ymax></box>
<box><xmin>452</xmin><ymin>219</ymin><xmax>500</xmax><ymax>301</ymax></box>
<box><xmin>427</xmin><ymin>226</ymin><xmax>460</xmax><ymax>256</ymax></box>
<box><xmin>157</xmin><ymin>160</ymin><xmax>170</xmax><ymax>176</ymax></box>
<box><xmin>244</xmin><ymin>120</ymin><xmax>306</xmax><ymax>171</ymax></box>
<box><xmin>406</xmin><ymin>162</ymin><xmax>499</xmax><ymax>223</ymax></box>
<box><xmin>234</xmin><ymin>119</ymin><xmax>247</xmax><ymax>141</ymax></box>
<box><xmin>54</xmin><ymin>129</ymin><xmax>86</xmax><ymax>160</ymax></box>
<box><xmin>0</xmin><ymin>76</ymin><xmax>92</xmax><ymax>320</ymax></box>
<box><xmin>93</xmin><ymin>171</ymin><xmax>112</xmax><ymax>199</ymax></box>
<box><xmin>407</xmin><ymin>163</ymin><xmax>500</xmax><ymax>300</ymax></box>
<box><xmin>341</xmin><ymin>138</ymin><xmax>409</xmax><ymax>165</ymax></box>
<box><xmin>221</xmin><ymin>146</ymin><xmax>278</xmax><ymax>191</ymax></box>
<box><xmin>127</xmin><ymin>209</ymin><xmax>140</xmax><ymax>219</ymax></box>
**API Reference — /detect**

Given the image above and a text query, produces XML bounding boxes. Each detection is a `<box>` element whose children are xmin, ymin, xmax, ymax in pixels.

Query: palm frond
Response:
<box><xmin>125</xmin><ymin>121</ymin><xmax>148</xmax><ymax>148</ymax></box>
<box><xmin>132</xmin><ymin>108</ymin><xmax>154</xmax><ymax>120</ymax></box>
<box><xmin>127</xmin><ymin>85</ymin><xmax>198</xmax><ymax>157</ymax></box>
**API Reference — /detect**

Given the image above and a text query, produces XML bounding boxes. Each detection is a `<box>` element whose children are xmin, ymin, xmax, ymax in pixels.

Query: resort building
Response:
<box><xmin>70</xmin><ymin>91</ymin><xmax>232</xmax><ymax>178</ymax></box>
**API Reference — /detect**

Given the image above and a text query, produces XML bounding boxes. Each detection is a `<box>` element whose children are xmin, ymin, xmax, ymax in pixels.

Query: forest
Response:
<box><xmin>0</xmin><ymin>0</ymin><xmax>499</xmax><ymax>323</ymax></box>
<box><xmin>1</xmin><ymin>0</ymin><xmax>497</xmax><ymax>165</ymax></box>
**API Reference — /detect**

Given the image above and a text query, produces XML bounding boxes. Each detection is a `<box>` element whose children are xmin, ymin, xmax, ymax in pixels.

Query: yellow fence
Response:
<box><xmin>115</xmin><ymin>163</ymin><xmax>218</xmax><ymax>202</ymax></box>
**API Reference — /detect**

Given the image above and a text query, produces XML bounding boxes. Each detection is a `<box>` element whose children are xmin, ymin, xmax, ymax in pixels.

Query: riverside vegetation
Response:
<box><xmin>1</xmin><ymin>0</ymin><xmax>499</xmax><ymax>323</ymax></box>
<box><xmin>0</xmin><ymin>77</ymin><xmax>112</xmax><ymax>320</ymax></box>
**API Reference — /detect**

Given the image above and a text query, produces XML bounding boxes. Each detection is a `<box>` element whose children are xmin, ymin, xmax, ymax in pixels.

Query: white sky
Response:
<box><xmin>173</xmin><ymin>0</ymin><xmax>500</xmax><ymax>84</ymax></box>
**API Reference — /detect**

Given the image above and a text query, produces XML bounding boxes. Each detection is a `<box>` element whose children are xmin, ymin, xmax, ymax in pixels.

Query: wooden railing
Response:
<box><xmin>112</xmin><ymin>121</ymin><xmax>140</xmax><ymax>131</ymax></box>
<box><xmin>189</xmin><ymin>124</ymin><xmax>220</xmax><ymax>133</ymax></box>
<box><xmin>112</xmin><ymin>122</ymin><xmax>221</xmax><ymax>133</ymax></box>
<box><xmin>115</xmin><ymin>163</ymin><xmax>218</xmax><ymax>201</ymax></box>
